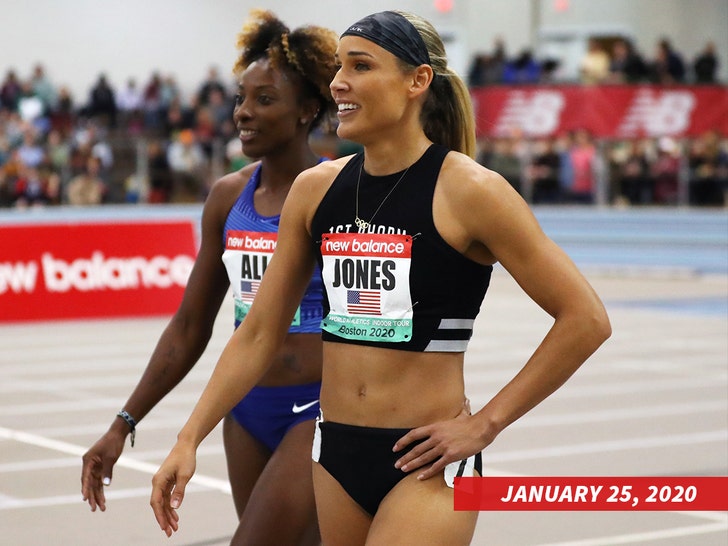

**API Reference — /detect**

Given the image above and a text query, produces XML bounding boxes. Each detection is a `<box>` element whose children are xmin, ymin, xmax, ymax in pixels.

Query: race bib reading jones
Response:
<box><xmin>320</xmin><ymin>232</ymin><xmax>413</xmax><ymax>343</ymax></box>
<box><xmin>222</xmin><ymin>230</ymin><xmax>300</xmax><ymax>325</ymax></box>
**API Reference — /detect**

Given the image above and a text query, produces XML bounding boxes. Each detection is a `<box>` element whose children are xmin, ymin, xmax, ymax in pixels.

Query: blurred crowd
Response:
<box><xmin>0</xmin><ymin>33</ymin><xmax>725</xmax><ymax>210</ymax></box>
<box><xmin>477</xmin><ymin>129</ymin><xmax>727</xmax><ymax>207</ymax></box>
<box><xmin>0</xmin><ymin>64</ymin><xmax>249</xmax><ymax>208</ymax></box>
<box><xmin>467</xmin><ymin>36</ymin><xmax>720</xmax><ymax>86</ymax></box>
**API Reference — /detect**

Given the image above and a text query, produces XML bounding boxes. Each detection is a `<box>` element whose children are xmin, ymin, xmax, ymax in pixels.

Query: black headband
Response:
<box><xmin>341</xmin><ymin>11</ymin><xmax>431</xmax><ymax>67</ymax></box>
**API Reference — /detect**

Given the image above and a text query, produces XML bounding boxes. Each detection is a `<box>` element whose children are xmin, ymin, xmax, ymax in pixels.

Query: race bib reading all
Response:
<box><xmin>222</xmin><ymin>230</ymin><xmax>300</xmax><ymax>325</ymax></box>
<box><xmin>320</xmin><ymin>232</ymin><xmax>413</xmax><ymax>343</ymax></box>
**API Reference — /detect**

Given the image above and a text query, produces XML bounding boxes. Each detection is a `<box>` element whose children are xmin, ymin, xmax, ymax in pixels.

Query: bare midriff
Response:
<box><xmin>320</xmin><ymin>342</ymin><xmax>466</xmax><ymax>428</ymax></box>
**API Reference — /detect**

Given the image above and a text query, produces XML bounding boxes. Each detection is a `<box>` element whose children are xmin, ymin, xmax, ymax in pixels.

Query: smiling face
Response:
<box><xmin>233</xmin><ymin>57</ymin><xmax>310</xmax><ymax>159</ymax></box>
<box><xmin>330</xmin><ymin>36</ymin><xmax>415</xmax><ymax>147</ymax></box>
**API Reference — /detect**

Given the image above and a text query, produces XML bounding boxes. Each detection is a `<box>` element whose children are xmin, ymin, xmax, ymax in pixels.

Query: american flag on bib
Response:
<box><xmin>240</xmin><ymin>280</ymin><xmax>260</xmax><ymax>303</ymax></box>
<box><xmin>347</xmin><ymin>289</ymin><xmax>381</xmax><ymax>315</ymax></box>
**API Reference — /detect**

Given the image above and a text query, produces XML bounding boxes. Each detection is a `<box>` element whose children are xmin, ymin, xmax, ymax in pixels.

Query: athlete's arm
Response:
<box><xmin>81</xmin><ymin>173</ymin><xmax>239</xmax><ymax>512</ymax></box>
<box><xmin>150</xmin><ymin>166</ymin><xmax>326</xmax><ymax>536</ymax></box>
<box><xmin>394</xmin><ymin>155</ymin><xmax>611</xmax><ymax>479</ymax></box>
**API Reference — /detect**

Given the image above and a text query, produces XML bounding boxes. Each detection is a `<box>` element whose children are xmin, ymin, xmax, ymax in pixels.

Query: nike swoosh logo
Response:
<box><xmin>291</xmin><ymin>400</ymin><xmax>319</xmax><ymax>414</ymax></box>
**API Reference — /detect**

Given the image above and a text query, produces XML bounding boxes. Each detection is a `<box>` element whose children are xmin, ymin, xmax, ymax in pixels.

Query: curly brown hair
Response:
<box><xmin>233</xmin><ymin>9</ymin><xmax>338</xmax><ymax>128</ymax></box>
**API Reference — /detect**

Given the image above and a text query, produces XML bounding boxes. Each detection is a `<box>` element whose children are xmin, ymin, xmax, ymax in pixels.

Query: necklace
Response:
<box><xmin>354</xmin><ymin>161</ymin><xmax>411</xmax><ymax>230</ymax></box>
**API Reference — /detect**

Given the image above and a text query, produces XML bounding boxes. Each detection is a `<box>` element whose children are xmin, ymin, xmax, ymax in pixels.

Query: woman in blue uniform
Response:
<box><xmin>82</xmin><ymin>10</ymin><xmax>337</xmax><ymax>545</ymax></box>
<box><xmin>150</xmin><ymin>10</ymin><xmax>611</xmax><ymax>545</ymax></box>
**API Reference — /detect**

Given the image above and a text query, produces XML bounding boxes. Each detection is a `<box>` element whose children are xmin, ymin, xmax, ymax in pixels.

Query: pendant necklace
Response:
<box><xmin>354</xmin><ymin>161</ymin><xmax>411</xmax><ymax>230</ymax></box>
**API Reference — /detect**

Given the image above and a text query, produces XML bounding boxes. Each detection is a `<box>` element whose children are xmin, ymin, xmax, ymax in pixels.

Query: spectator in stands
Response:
<box><xmin>693</xmin><ymin>41</ymin><xmax>719</xmax><ymax>84</ymax></box>
<box><xmin>649</xmin><ymin>38</ymin><xmax>686</xmax><ymax>84</ymax></box>
<box><xmin>30</xmin><ymin>64</ymin><xmax>58</xmax><ymax>116</ymax></box>
<box><xmin>192</xmin><ymin>104</ymin><xmax>217</xmax><ymax>159</ymax></box>
<box><xmin>0</xmin><ymin>170</ymin><xmax>12</xmax><ymax>206</ymax></box>
<box><xmin>66</xmin><ymin>155</ymin><xmax>107</xmax><ymax>205</ymax></box>
<box><xmin>0</xmin><ymin>128</ymin><xmax>9</xmax><ymax>167</ymax></box>
<box><xmin>141</xmin><ymin>71</ymin><xmax>163</xmax><ymax>130</ymax></box>
<box><xmin>579</xmin><ymin>38</ymin><xmax>611</xmax><ymax>85</ymax></box>
<box><xmin>166</xmin><ymin>128</ymin><xmax>206</xmax><ymax>201</ymax></box>
<box><xmin>502</xmin><ymin>49</ymin><xmax>541</xmax><ymax>84</ymax></box>
<box><xmin>489</xmin><ymin>36</ymin><xmax>508</xmax><ymax>82</ymax></box>
<box><xmin>467</xmin><ymin>53</ymin><xmax>489</xmax><ymax>87</ymax></box>
<box><xmin>208</xmin><ymin>86</ymin><xmax>233</xmax><ymax>131</ymax></box>
<box><xmin>159</xmin><ymin>74</ymin><xmax>181</xmax><ymax>113</ymax></box>
<box><xmin>1</xmin><ymin>143</ymin><xmax>21</xmax><ymax>175</ymax></box>
<box><xmin>468</xmin><ymin>39</ymin><xmax>507</xmax><ymax>87</ymax></box>
<box><xmin>74</xmin><ymin>122</ymin><xmax>113</xmax><ymax>172</ymax></box>
<box><xmin>651</xmin><ymin>136</ymin><xmax>681</xmax><ymax>204</ymax></box>
<box><xmin>86</xmin><ymin>74</ymin><xmax>117</xmax><ymax>128</ymax></box>
<box><xmin>481</xmin><ymin>135</ymin><xmax>524</xmax><ymax>194</ymax></box>
<box><xmin>196</xmin><ymin>65</ymin><xmax>228</xmax><ymax>106</ymax></box>
<box><xmin>146</xmin><ymin>138</ymin><xmax>173</xmax><ymax>203</ymax></box>
<box><xmin>1</xmin><ymin>70</ymin><xmax>23</xmax><ymax>112</ymax></box>
<box><xmin>565</xmin><ymin>128</ymin><xmax>598</xmax><ymax>204</ymax></box>
<box><xmin>688</xmin><ymin>130</ymin><xmax>727</xmax><ymax>206</ymax></box>
<box><xmin>45</xmin><ymin>128</ymin><xmax>71</xmax><ymax>178</ymax></box>
<box><xmin>16</xmin><ymin>126</ymin><xmax>45</xmax><ymax>168</ymax></box>
<box><xmin>49</xmin><ymin>85</ymin><xmax>75</xmax><ymax>136</ymax></box>
<box><xmin>607</xmin><ymin>39</ymin><xmax>648</xmax><ymax>84</ymax></box>
<box><xmin>162</xmin><ymin>96</ymin><xmax>195</xmax><ymax>137</ymax></box>
<box><xmin>0</xmin><ymin>110</ymin><xmax>24</xmax><ymax>149</ymax></box>
<box><xmin>116</xmin><ymin>78</ymin><xmax>144</xmax><ymax>132</ymax></box>
<box><xmin>11</xmin><ymin>163</ymin><xmax>58</xmax><ymax>208</ymax></box>
<box><xmin>17</xmin><ymin>80</ymin><xmax>46</xmax><ymax>130</ymax></box>
<box><xmin>528</xmin><ymin>136</ymin><xmax>562</xmax><ymax>204</ymax></box>
<box><xmin>610</xmin><ymin>138</ymin><xmax>653</xmax><ymax>205</ymax></box>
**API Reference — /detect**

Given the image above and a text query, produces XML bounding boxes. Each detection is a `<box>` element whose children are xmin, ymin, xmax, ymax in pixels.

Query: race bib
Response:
<box><xmin>222</xmin><ymin>230</ymin><xmax>300</xmax><ymax>325</ymax></box>
<box><xmin>320</xmin><ymin>232</ymin><xmax>412</xmax><ymax>343</ymax></box>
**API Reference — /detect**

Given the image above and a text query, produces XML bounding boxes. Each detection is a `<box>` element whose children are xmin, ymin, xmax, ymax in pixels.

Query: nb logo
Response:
<box><xmin>618</xmin><ymin>89</ymin><xmax>696</xmax><ymax>137</ymax></box>
<box><xmin>493</xmin><ymin>91</ymin><xmax>565</xmax><ymax>137</ymax></box>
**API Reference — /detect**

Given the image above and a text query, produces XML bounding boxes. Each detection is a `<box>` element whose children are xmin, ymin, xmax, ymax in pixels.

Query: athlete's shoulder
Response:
<box><xmin>297</xmin><ymin>155</ymin><xmax>353</xmax><ymax>184</ymax></box>
<box><xmin>203</xmin><ymin>161</ymin><xmax>259</xmax><ymax>220</ymax></box>
<box><xmin>290</xmin><ymin>154</ymin><xmax>353</xmax><ymax>197</ymax></box>
<box><xmin>441</xmin><ymin>150</ymin><xmax>514</xmax><ymax>197</ymax></box>
<box><xmin>209</xmin><ymin>161</ymin><xmax>257</xmax><ymax>193</ymax></box>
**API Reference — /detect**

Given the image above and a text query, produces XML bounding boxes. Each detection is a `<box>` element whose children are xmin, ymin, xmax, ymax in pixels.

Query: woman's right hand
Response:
<box><xmin>81</xmin><ymin>430</ymin><xmax>125</xmax><ymax>512</ymax></box>
<box><xmin>150</xmin><ymin>442</ymin><xmax>197</xmax><ymax>537</ymax></box>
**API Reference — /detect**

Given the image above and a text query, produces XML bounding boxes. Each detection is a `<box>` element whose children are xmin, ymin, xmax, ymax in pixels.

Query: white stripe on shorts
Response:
<box><xmin>444</xmin><ymin>453</ymin><xmax>480</xmax><ymax>488</ymax></box>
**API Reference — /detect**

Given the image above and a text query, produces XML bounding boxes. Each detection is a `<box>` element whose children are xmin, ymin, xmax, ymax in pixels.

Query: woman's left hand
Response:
<box><xmin>393</xmin><ymin>403</ymin><xmax>493</xmax><ymax>480</ymax></box>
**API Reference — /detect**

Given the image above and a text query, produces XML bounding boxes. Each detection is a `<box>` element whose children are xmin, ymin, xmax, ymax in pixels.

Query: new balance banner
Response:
<box><xmin>0</xmin><ymin>221</ymin><xmax>197</xmax><ymax>322</ymax></box>
<box><xmin>471</xmin><ymin>85</ymin><xmax>728</xmax><ymax>138</ymax></box>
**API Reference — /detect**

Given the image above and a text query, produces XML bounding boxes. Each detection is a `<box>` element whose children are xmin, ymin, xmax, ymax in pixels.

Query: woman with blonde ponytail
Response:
<box><xmin>152</xmin><ymin>10</ymin><xmax>610</xmax><ymax>545</ymax></box>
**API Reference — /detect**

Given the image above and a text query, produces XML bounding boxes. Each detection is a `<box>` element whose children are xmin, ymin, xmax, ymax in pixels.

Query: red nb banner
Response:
<box><xmin>0</xmin><ymin>221</ymin><xmax>197</xmax><ymax>322</ymax></box>
<box><xmin>471</xmin><ymin>85</ymin><xmax>728</xmax><ymax>138</ymax></box>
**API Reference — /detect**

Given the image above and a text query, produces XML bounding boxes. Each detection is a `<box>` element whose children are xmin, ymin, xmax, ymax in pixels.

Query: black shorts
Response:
<box><xmin>312</xmin><ymin>413</ymin><xmax>482</xmax><ymax>516</ymax></box>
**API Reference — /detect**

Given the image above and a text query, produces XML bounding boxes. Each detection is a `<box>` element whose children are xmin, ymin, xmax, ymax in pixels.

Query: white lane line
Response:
<box><xmin>0</xmin><ymin>484</ymin><xmax>212</xmax><ymax>510</ymax></box>
<box><xmin>0</xmin><ymin>426</ymin><xmax>231</xmax><ymax>494</ymax></box>
<box><xmin>538</xmin><ymin>521</ymin><xmax>728</xmax><ymax>546</ymax></box>
<box><xmin>0</xmin><ymin>444</ymin><xmax>225</xmax><ymax>473</ymax></box>
<box><xmin>465</xmin><ymin>374</ymin><xmax>727</xmax><ymax>399</ymax></box>
<box><xmin>0</xmin><ymin>393</ymin><xmax>203</xmax><ymax>415</ymax></box>
<box><xmin>510</xmin><ymin>400</ymin><xmax>727</xmax><ymax>428</ymax></box>
<box><xmin>486</xmin><ymin>430</ymin><xmax>727</xmax><ymax>463</ymax></box>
